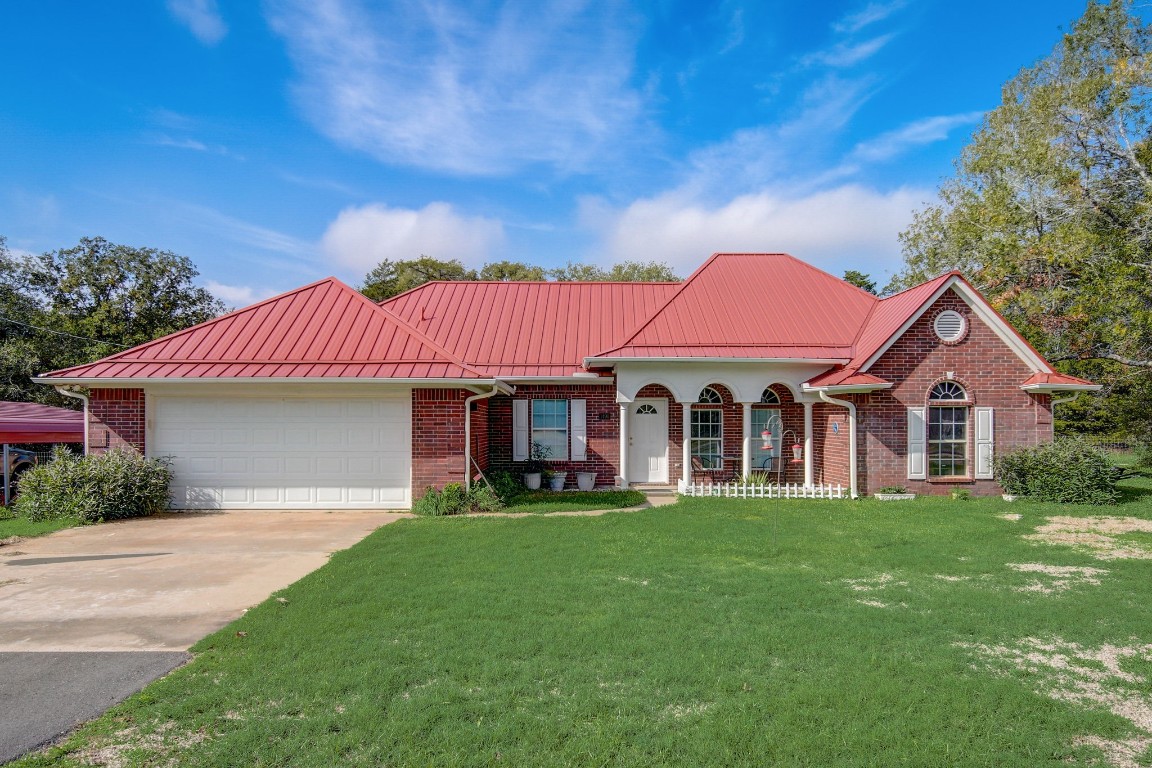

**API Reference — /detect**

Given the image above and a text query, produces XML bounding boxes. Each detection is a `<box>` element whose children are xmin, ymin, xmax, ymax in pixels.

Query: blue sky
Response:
<box><xmin>1</xmin><ymin>1</ymin><xmax>1097</xmax><ymax>305</ymax></box>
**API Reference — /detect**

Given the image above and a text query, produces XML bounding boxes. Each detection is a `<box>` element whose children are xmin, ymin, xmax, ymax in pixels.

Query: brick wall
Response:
<box><xmin>862</xmin><ymin>290</ymin><xmax>1051</xmax><ymax>496</ymax></box>
<box><xmin>488</xmin><ymin>384</ymin><xmax>619</xmax><ymax>489</ymax></box>
<box><xmin>89</xmin><ymin>388</ymin><xmax>145</xmax><ymax>454</ymax></box>
<box><xmin>411</xmin><ymin>388</ymin><xmax>469</xmax><ymax>491</ymax></box>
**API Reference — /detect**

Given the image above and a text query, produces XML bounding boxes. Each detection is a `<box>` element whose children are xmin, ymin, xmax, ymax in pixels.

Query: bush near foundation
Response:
<box><xmin>994</xmin><ymin>437</ymin><xmax>1118</xmax><ymax>505</ymax></box>
<box><xmin>13</xmin><ymin>447</ymin><xmax>172</xmax><ymax>522</ymax></box>
<box><xmin>412</xmin><ymin>483</ymin><xmax>504</xmax><ymax>516</ymax></box>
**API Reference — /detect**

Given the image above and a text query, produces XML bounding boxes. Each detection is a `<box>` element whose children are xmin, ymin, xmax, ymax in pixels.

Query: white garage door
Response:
<box><xmin>151</xmin><ymin>395</ymin><xmax>411</xmax><ymax>509</ymax></box>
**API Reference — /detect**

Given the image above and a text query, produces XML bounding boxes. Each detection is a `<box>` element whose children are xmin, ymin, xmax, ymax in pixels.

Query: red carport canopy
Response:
<box><xmin>0</xmin><ymin>401</ymin><xmax>84</xmax><ymax>443</ymax></box>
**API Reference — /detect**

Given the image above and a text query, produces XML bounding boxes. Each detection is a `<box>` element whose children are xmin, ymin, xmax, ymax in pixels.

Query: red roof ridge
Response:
<box><xmin>55</xmin><ymin>276</ymin><xmax>346</xmax><ymax>369</ymax></box>
<box><xmin>589</xmin><ymin>252</ymin><xmax>725</xmax><ymax>358</ymax></box>
<box><xmin>372</xmin><ymin>301</ymin><xmax>492</xmax><ymax>378</ymax></box>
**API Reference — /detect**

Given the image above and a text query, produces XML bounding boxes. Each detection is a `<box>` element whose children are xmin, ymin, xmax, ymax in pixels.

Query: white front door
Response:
<box><xmin>627</xmin><ymin>398</ymin><xmax>668</xmax><ymax>483</ymax></box>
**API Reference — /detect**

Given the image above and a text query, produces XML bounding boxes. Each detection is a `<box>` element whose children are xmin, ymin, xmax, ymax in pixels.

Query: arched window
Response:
<box><xmin>928</xmin><ymin>381</ymin><xmax>968</xmax><ymax>477</ymax></box>
<box><xmin>635</xmin><ymin>403</ymin><xmax>658</xmax><ymax>415</ymax></box>
<box><xmin>759</xmin><ymin>388</ymin><xmax>781</xmax><ymax>404</ymax></box>
<box><xmin>697</xmin><ymin>387</ymin><xmax>723</xmax><ymax>404</ymax></box>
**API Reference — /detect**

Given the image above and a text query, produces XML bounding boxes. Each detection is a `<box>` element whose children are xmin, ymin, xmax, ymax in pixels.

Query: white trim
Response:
<box><xmin>860</xmin><ymin>278</ymin><xmax>1050</xmax><ymax>374</ymax></box>
<box><xmin>907</xmin><ymin>407</ymin><xmax>927</xmax><ymax>480</ymax></box>
<box><xmin>500</xmin><ymin>377</ymin><xmax>615</xmax><ymax>385</ymax></box>
<box><xmin>585</xmin><ymin>356</ymin><xmax>848</xmax><ymax>368</ymax></box>
<box><xmin>512</xmin><ymin>400</ymin><xmax>529</xmax><ymax>462</ymax></box>
<box><xmin>571</xmin><ymin>399</ymin><xmax>587</xmax><ymax>462</ymax></box>
<box><xmin>802</xmin><ymin>383</ymin><xmax>892</xmax><ymax>395</ymax></box>
<box><xmin>1020</xmin><ymin>383</ymin><xmax>1102</xmax><ymax>393</ymax></box>
<box><xmin>34</xmin><ymin>376</ymin><xmax>515</xmax><ymax>392</ymax></box>
<box><xmin>974</xmin><ymin>407</ymin><xmax>994</xmax><ymax>480</ymax></box>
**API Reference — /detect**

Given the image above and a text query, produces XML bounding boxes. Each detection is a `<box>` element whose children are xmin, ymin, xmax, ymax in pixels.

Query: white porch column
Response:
<box><xmin>741</xmin><ymin>402</ymin><xmax>752</xmax><ymax>478</ymax></box>
<box><xmin>803</xmin><ymin>401</ymin><xmax>814</xmax><ymax>488</ymax></box>
<box><xmin>618</xmin><ymin>403</ymin><xmax>629</xmax><ymax>487</ymax></box>
<box><xmin>681</xmin><ymin>402</ymin><xmax>692</xmax><ymax>486</ymax></box>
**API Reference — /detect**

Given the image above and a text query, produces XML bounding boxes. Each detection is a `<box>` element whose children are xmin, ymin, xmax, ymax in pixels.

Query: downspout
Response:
<box><xmin>55</xmin><ymin>386</ymin><xmax>89</xmax><ymax>456</ymax></box>
<box><xmin>818</xmin><ymin>390</ymin><xmax>858</xmax><ymax>499</ymax></box>
<box><xmin>1049</xmin><ymin>392</ymin><xmax>1080</xmax><ymax>408</ymax></box>
<box><xmin>464</xmin><ymin>384</ymin><xmax>504</xmax><ymax>491</ymax></box>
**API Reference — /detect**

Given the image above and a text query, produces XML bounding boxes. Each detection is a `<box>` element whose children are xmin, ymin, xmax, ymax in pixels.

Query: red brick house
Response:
<box><xmin>35</xmin><ymin>253</ymin><xmax>1096</xmax><ymax>508</ymax></box>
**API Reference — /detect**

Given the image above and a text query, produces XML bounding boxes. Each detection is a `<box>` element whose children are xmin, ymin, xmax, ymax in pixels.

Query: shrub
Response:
<box><xmin>489</xmin><ymin>471</ymin><xmax>522</xmax><ymax>503</ymax></box>
<box><xmin>14</xmin><ymin>447</ymin><xmax>172</xmax><ymax>523</ymax></box>
<box><xmin>877</xmin><ymin>486</ymin><xmax>908</xmax><ymax>494</ymax></box>
<box><xmin>412</xmin><ymin>482</ymin><xmax>505</xmax><ymax>516</ymax></box>
<box><xmin>994</xmin><ymin>437</ymin><xmax>1118</xmax><ymax>504</ymax></box>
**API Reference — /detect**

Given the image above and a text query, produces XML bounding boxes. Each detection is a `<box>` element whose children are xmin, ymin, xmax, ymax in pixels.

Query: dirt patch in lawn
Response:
<box><xmin>958</xmin><ymin>636</ymin><xmax>1152</xmax><ymax>768</ymax></box>
<box><xmin>1006</xmin><ymin>563</ymin><xmax>1108</xmax><ymax>594</ymax></box>
<box><xmin>1025</xmin><ymin>517</ymin><xmax>1152</xmax><ymax>561</ymax></box>
<box><xmin>76</xmin><ymin>721</ymin><xmax>209</xmax><ymax>767</ymax></box>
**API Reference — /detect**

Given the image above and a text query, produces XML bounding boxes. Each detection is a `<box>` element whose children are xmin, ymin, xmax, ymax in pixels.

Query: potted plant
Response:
<box><xmin>576</xmin><ymin>471</ymin><xmax>596</xmax><ymax>491</ymax></box>
<box><xmin>523</xmin><ymin>442</ymin><xmax>552</xmax><ymax>491</ymax></box>
<box><xmin>549</xmin><ymin>472</ymin><xmax>568</xmax><ymax>491</ymax></box>
<box><xmin>874</xmin><ymin>485</ymin><xmax>916</xmax><ymax>501</ymax></box>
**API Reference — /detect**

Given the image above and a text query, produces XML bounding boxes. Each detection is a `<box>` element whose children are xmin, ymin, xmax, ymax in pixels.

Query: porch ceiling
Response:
<box><xmin>613</xmin><ymin>360</ymin><xmax>834</xmax><ymax>403</ymax></box>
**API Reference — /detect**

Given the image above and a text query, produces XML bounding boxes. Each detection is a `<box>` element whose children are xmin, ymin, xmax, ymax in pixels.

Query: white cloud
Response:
<box><xmin>851</xmin><ymin>112</ymin><xmax>985</xmax><ymax>163</ymax></box>
<box><xmin>166</xmin><ymin>0</ymin><xmax>228</xmax><ymax>45</ymax></box>
<box><xmin>205</xmin><ymin>281</ymin><xmax>278</xmax><ymax>308</ymax></box>
<box><xmin>803</xmin><ymin>34</ymin><xmax>895</xmax><ymax>68</ymax></box>
<box><xmin>833</xmin><ymin>1</ymin><xmax>907</xmax><ymax>35</ymax></box>
<box><xmin>265</xmin><ymin>0</ymin><xmax>646</xmax><ymax>175</ymax></box>
<box><xmin>584</xmin><ymin>184</ymin><xmax>928</xmax><ymax>278</ymax></box>
<box><xmin>320</xmin><ymin>203</ymin><xmax>505</xmax><ymax>271</ymax></box>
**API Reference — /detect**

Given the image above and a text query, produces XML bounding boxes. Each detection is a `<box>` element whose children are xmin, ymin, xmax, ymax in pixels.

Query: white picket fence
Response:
<box><xmin>678</xmin><ymin>480</ymin><xmax>846</xmax><ymax>499</ymax></box>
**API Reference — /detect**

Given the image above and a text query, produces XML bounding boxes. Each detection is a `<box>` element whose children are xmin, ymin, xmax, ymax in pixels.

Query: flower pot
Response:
<box><xmin>549</xmin><ymin>473</ymin><xmax>567</xmax><ymax>491</ymax></box>
<box><xmin>874</xmin><ymin>493</ymin><xmax>916</xmax><ymax>501</ymax></box>
<box><xmin>1002</xmin><ymin>494</ymin><xmax>1019</xmax><ymax>502</ymax></box>
<box><xmin>576</xmin><ymin>471</ymin><xmax>596</xmax><ymax>491</ymax></box>
<box><xmin>523</xmin><ymin>472</ymin><xmax>542</xmax><ymax>490</ymax></box>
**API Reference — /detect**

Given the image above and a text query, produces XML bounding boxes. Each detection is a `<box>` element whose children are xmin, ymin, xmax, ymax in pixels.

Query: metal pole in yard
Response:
<box><xmin>3</xmin><ymin>444</ymin><xmax>10</xmax><ymax>507</ymax></box>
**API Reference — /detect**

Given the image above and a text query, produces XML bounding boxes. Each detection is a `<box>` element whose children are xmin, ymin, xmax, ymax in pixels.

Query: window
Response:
<box><xmin>636</xmin><ymin>404</ymin><xmax>658</xmax><ymax>415</ymax></box>
<box><xmin>751</xmin><ymin>408</ymin><xmax>782</xmax><ymax>470</ymax></box>
<box><xmin>698</xmin><ymin>387</ymin><xmax>723</xmax><ymax>404</ymax></box>
<box><xmin>759</xmin><ymin>388</ymin><xmax>781</xmax><ymax>404</ymax></box>
<box><xmin>928</xmin><ymin>382</ymin><xmax>968</xmax><ymax>477</ymax></box>
<box><xmin>532</xmin><ymin>399</ymin><xmax>568</xmax><ymax>460</ymax></box>
<box><xmin>690</xmin><ymin>409</ymin><xmax>722</xmax><ymax>469</ymax></box>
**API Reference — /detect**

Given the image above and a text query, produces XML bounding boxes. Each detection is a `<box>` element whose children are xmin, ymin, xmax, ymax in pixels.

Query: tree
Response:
<box><xmin>478</xmin><ymin>260</ymin><xmax>548</xmax><ymax>281</ymax></box>
<box><xmin>359</xmin><ymin>256</ymin><xmax>478</xmax><ymax>301</ymax></box>
<box><xmin>549</xmin><ymin>260</ymin><xmax>680</xmax><ymax>282</ymax></box>
<box><xmin>0</xmin><ymin>236</ymin><xmax>224</xmax><ymax>406</ymax></box>
<box><xmin>842</xmin><ymin>270</ymin><xmax>878</xmax><ymax>294</ymax></box>
<box><xmin>888</xmin><ymin>0</ymin><xmax>1152</xmax><ymax>437</ymax></box>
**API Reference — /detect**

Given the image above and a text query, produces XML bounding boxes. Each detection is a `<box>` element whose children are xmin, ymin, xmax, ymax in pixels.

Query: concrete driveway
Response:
<box><xmin>0</xmin><ymin>510</ymin><xmax>405</xmax><ymax>762</ymax></box>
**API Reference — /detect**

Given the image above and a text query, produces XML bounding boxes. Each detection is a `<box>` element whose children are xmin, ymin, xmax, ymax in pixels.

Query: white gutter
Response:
<box><xmin>817</xmin><ymin>390</ymin><xmax>859</xmax><ymax>499</ymax></box>
<box><xmin>1050</xmin><ymin>392</ymin><xmax>1083</xmax><ymax>408</ymax></box>
<box><xmin>32</xmin><ymin>376</ymin><xmax>506</xmax><ymax>387</ymax></box>
<box><xmin>54</xmin><ymin>386</ymin><xmax>89</xmax><ymax>456</ymax></box>
<box><xmin>463</xmin><ymin>381</ymin><xmax>513</xmax><ymax>490</ymax></box>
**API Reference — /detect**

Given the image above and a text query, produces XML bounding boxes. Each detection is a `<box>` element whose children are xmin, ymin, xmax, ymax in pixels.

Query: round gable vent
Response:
<box><xmin>933</xmin><ymin>310</ymin><xmax>967</xmax><ymax>342</ymax></box>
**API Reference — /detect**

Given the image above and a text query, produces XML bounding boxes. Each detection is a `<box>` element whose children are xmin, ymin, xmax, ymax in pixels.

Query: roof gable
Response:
<box><xmin>45</xmin><ymin>278</ymin><xmax>487</xmax><ymax>380</ymax></box>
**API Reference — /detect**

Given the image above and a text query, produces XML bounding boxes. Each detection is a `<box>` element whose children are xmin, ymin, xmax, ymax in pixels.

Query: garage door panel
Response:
<box><xmin>152</xmin><ymin>395</ymin><xmax>411</xmax><ymax>509</ymax></box>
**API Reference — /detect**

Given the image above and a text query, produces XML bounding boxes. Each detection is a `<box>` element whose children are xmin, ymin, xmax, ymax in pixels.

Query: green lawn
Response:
<box><xmin>0</xmin><ymin>513</ymin><xmax>80</xmax><ymax>539</ymax></box>
<box><xmin>19</xmin><ymin>471</ymin><xmax>1152</xmax><ymax>767</ymax></box>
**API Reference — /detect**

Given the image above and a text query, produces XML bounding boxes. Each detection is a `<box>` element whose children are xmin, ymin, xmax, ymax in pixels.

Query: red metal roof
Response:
<box><xmin>1020</xmin><ymin>372</ymin><xmax>1099</xmax><ymax>389</ymax></box>
<box><xmin>590</xmin><ymin>254</ymin><xmax>876</xmax><ymax>361</ymax></box>
<box><xmin>45</xmin><ymin>278</ymin><xmax>488</xmax><ymax>380</ymax></box>
<box><xmin>383</xmin><ymin>281</ymin><xmax>677</xmax><ymax>377</ymax></box>
<box><xmin>0</xmin><ymin>401</ymin><xmax>84</xmax><ymax>443</ymax></box>
<box><xmin>37</xmin><ymin>254</ymin><xmax>1086</xmax><ymax>389</ymax></box>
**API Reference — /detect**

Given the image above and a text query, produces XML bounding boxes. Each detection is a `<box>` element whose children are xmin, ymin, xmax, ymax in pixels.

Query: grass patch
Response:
<box><xmin>16</xmin><ymin>480</ymin><xmax>1152</xmax><ymax>767</ymax></box>
<box><xmin>500</xmin><ymin>489</ymin><xmax>646</xmax><ymax>514</ymax></box>
<box><xmin>0</xmin><ymin>514</ymin><xmax>80</xmax><ymax>540</ymax></box>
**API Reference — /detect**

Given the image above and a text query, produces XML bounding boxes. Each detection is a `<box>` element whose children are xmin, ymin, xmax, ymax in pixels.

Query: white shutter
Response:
<box><xmin>907</xmin><ymin>407</ymin><xmax>927</xmax><ymax>480</ymax></box>
<box><xmin>571</xmin><ymin>399</ymin><xmax>587</xmax><ymax>461</ymax></box>
<box><xmin>513</xmin><ymin>400</ymin><xmax>529</xmax><ymax>461</ymax></box>
<box><xmin>975</xmin><ymin>407</ymin><xmax>994</xmax><ymax>479</ymax></box>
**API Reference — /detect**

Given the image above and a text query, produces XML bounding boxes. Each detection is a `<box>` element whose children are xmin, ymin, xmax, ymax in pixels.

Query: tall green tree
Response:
<box><xmin>889</xmin><ymin>0</ymin><xmax>1152</xmax><ymax>437</ymax></box>
<box><xmin>549</xmin><ymin>260</ymin><xmax>680</xmax><ymax>282</ymax></box>
<box><xmin>0</xmin><ymin>236</ymin><xmax>224</xmax><ymax>406</ymax></box>
<box><xmin>842</xmin><ymin>270</ymin><xmax>878</xmax><ymax>294</ymax></box>
<box><xmin>478</xmin><ymin>260</ymin><xmax>548</xmax><ymax>281</ymax></box>
<box><xmin>360</xmin><ymin>256</ymin><xmax>478</xmax><ymax>301</ymax></box>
